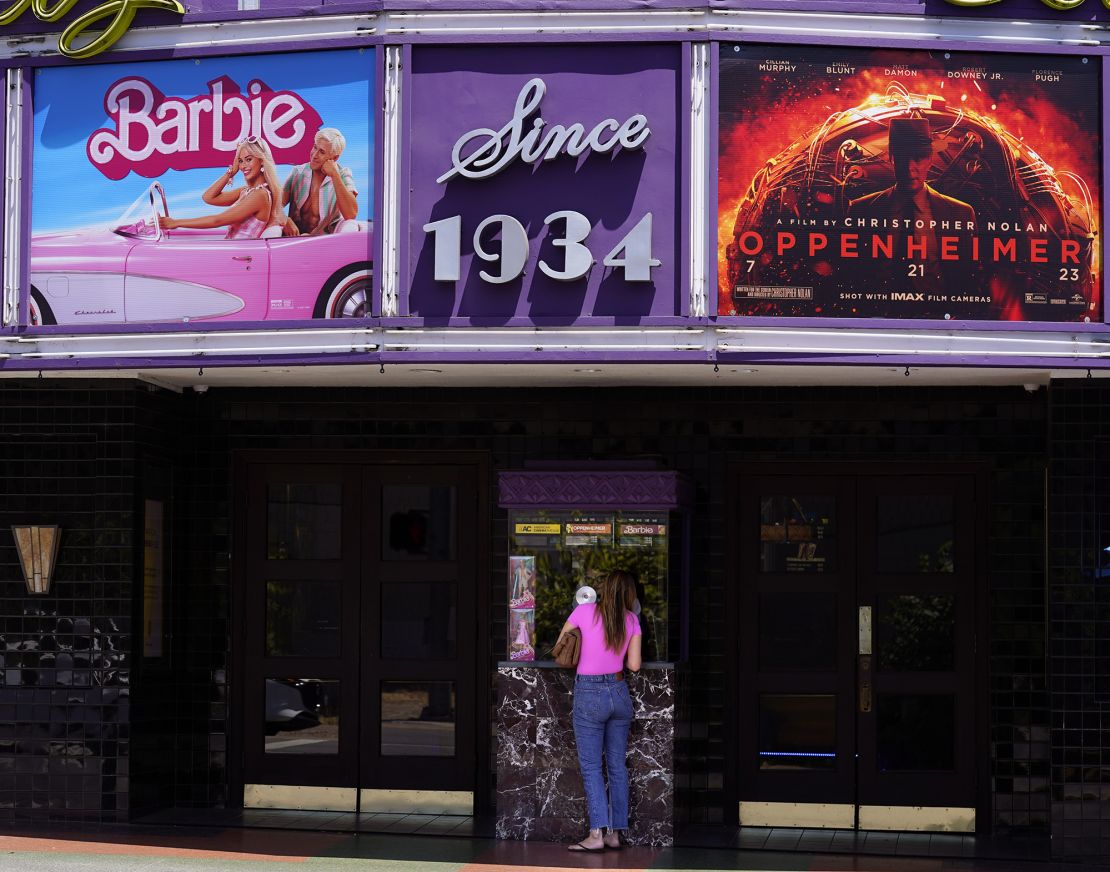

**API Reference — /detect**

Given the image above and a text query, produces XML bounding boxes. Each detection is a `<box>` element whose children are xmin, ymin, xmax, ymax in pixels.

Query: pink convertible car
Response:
<box><xmin>29</xmin><ymin>183</ymin><xmax>373</xmax><ymax>325</ymax></box>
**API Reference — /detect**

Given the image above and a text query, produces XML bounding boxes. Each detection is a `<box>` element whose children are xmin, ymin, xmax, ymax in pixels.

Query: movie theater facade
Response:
<box><xmin>2</xmin><ymin>0</ymin><xmax>1110</xmax><ymax>861</ymax></box>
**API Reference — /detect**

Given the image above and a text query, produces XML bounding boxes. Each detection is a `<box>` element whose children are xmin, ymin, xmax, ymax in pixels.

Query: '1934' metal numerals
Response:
<box><xmin>423</xmin><ymin>211</ymin><xmax>660</xmax><ymax>285</ymax></box>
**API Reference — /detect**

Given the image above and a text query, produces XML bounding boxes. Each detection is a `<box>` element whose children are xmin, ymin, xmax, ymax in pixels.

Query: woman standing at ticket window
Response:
<box><xmin>556</xmin><ymin>569</ymin><xmax>642</xmax><ymax>852</ymax></box>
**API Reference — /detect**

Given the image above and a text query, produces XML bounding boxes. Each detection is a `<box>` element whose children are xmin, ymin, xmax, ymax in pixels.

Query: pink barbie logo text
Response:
<box><xmin>87</xmin><ymin>75</ymin><xmax>324</xmax><ymax>181</ymax></box>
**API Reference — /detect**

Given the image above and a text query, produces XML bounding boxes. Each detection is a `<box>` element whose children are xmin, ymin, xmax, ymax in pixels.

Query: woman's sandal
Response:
<box><xmin>567</xmin><ymin>841</ymin><xmax>605</xmax><ymax>853</ymax></box>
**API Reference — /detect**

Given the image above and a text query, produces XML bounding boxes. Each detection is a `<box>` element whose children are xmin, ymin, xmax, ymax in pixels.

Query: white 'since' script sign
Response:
<box><xmin>437</xmin><ymin>78</ymin><xmax>651</xmax><ymax>184</ymax></box>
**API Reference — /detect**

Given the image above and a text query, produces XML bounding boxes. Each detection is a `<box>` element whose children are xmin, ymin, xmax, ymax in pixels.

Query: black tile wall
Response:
<box><xmin>0</xmin><ymin>380</ymin><xmax>1053</xmax><ymax>844</ymax></box>
<box><xmin>1047</xmin><ymin>381</ymin><xmax>1110</xmax><ymax>861</ymax></box>
<box><xmin>0</xmin><ymin>382</ymin><xmax>142</xmax><ymax>823</ymax></box>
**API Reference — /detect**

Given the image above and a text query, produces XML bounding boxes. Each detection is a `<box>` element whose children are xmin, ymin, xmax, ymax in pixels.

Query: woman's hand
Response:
<box><xmin>158</xmin><ymin>215</ymin><xmax>179</xmax><ymax>231</ymax></box>
<box><xmin>203</xmin><ymin>164</ymin><xmax>241</xmax><ymax>206</ymax></box>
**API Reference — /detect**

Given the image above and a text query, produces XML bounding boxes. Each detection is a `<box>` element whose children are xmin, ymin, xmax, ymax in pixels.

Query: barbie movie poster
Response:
<box><xmin>718</xmin><ymin>46</ymin><xmax>1102</xmax><ymax>321</ymax></box>
<box><xmin>30</xmin><ymin>49</ymin><xmax>372</xmax><ymax>328</ymax></box>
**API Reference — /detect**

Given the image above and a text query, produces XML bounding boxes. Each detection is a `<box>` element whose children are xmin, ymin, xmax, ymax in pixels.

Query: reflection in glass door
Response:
<box><xmin>239</xmin><ymin>460</ymin><xmax>479</xmax><ymax>811</ymax></box>
<box><xmin>737</xmin><ymin>472</ymin><xmax>980</xmax><ymax>832</ymax></box>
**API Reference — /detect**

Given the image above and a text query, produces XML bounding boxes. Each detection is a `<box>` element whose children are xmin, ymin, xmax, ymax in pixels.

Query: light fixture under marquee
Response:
<box><xmin>12</xmin><ymin>525</ymin><xmax>61</xmax><ymax>595</ymax></box>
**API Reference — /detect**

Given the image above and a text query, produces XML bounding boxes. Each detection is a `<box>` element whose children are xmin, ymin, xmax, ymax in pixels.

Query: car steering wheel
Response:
<box><xmin>151</xmin><ymin>182</ymin><xmax>169</xmax><ymax>239</ymax></box>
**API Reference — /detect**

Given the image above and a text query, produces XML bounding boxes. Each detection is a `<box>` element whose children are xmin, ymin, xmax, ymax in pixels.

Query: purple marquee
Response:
<box><xmin>404</xmin><ymin>44</ymin><xmax>683</xmax><ymax>323</ymax></box>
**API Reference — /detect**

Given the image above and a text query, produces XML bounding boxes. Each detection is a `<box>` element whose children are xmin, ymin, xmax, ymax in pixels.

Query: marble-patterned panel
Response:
<box><xmin>531</xmin><ymin>672</ymin><xmax>575</xmax><ymax>720</ymax></box>
<box><xmin>529</xmin><ymin>815</ymin><xmax>587</xmax><ymax>842</ymax></box>
<box><xmin>496</xmin><ymin>716</ymin><xmax>536</xmax><ymax>772</ymax></box>
<box><xmin>495</xmin><ymin>766</ymin><xmax>537</xmax><ymax>837</ymax></box>
<box><xmin>535</xmin><ymin>717</ymin><xmax>578</xmax><ymax>770</ymax></box>
<box><xmin>630</xmin><ymin>769</ymin><xmax>673</xmax><ymax>821</ymax></box>
<box><xmin>535</xmin><ymin>767</ymin><xmax>586</xmax><ymax>819</ymax></box>
<box><xmin>629</xmin><ymin>671</ymin><xmax>673</xmax><ymax>720</ymax></box>
<box><xmin>628</xmin><ymin>719</ymin><xmax>673</xmax><ymax>773</ymax></box>
<box><xmin>628</xmin><ymin>816</ymin><xmax>672</xmax><ymax>847</ymax></box>
<box><xmin>495</xmin><ymin>813</ymin><xmax>535</xmax><ymax>841</ymax></box>
<box><xmin>496</xmin><ymin>668</ymin><xmax>545</xmax><ymax>720</ymax></box>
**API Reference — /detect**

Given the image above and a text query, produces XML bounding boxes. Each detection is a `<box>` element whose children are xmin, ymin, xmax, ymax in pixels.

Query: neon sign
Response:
<box><xmin>945</xmin><ymin>0</ymin><xmax>1110</xmax><ymax>8</ymax></box>
<box><xmin>0</xmin><ymin>0</ymin><xmax>185</xmax><ymax>59</ymax></box>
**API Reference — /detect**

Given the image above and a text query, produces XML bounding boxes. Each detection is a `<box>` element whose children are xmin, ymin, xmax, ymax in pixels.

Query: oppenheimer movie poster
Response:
<box><xmin>718</xmin><ymin>46</ymin><xmax>1102</xmax><ymax>321</ymax></box>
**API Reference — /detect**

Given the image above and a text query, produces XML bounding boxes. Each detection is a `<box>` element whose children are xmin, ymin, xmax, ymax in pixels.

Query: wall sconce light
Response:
<box><xmin>12</xmin><ymin>526</ymin><xmax>61</xmax><ymax>595</ymax></box>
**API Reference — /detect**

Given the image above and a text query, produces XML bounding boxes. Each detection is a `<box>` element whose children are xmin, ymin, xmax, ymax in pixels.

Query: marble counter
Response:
<box><xmin>495</xmin><ymin>663</ymin><xmax>675</xmax><ymax>846</ymax></box>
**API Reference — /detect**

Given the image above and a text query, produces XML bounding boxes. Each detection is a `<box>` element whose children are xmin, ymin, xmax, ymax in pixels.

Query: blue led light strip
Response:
<box><xmin>758</xmin><ymin>751</ymin><xmax>836</xmax><ymax>758</ymax></box>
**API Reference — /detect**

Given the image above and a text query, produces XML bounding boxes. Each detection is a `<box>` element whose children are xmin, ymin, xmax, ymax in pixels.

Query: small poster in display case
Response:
<box><xmin>619</xmin><ymin>519</ymin><xmax>667</xmax><ymax>548</ymax></box>
<box><xmin>564</xmin><ymin>519</ymin><xmax>614</xmax><ymax>548</ymax></box>
<box><xmin>513</xmin><ymin>519</ymin><xmax>562</xmax><ymax>545</ymax></box>
<box><xmin>509</xmin><ymin>609</ymin><xmax>535</xmax><ymax>661</ymax></box>
<box><xmin>509</xmin><ymin>555</ymin><xmax>536</xmax><ymax>609</ymax></box>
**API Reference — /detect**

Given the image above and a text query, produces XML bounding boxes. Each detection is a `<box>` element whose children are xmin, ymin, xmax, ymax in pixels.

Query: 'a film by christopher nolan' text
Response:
<box><xmin>718</xmin><ymin>46</ymin><xmax>1102</xmax><ymax>321</ymax></box>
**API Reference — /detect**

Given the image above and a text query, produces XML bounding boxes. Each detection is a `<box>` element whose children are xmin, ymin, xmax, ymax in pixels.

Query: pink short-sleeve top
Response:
<box><xmin>567</xmin><ymin>603</ymin><xmax>641</xmax><ymax>675</ymax></box>
<box><xmin>225</xmin><ymin>184</ymin><xmax>272</xmax><ymax>240</ymax></box>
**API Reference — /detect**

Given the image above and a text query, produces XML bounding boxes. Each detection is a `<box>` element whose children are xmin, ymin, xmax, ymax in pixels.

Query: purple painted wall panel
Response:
<box><xmin>405</xmin><ymin>44</ymin><xmax>682</xmax><ymax>323</ymax></box>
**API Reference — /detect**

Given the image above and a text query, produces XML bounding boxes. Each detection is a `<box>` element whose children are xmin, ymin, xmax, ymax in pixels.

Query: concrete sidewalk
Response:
<box><xmin>1</xmin><ymin>829</ymin><xmax>1109</xmax><ymax>872</ymax></box>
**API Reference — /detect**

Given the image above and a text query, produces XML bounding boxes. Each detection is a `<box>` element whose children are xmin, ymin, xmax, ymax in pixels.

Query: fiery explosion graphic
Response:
<box><xmin>718</xmin><ymin>59</ymin><xmax>1102</xmax><ymax>319</ymax></box>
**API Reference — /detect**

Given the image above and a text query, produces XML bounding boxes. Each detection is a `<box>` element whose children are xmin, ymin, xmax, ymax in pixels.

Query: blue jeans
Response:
<box><xmin>572</xmin><ymin>674</ymin><xmax>634</xmax><ymax>830</ymax></box>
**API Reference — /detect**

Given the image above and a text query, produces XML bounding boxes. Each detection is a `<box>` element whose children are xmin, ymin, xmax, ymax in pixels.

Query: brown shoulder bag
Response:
<box><xmin>550</xmin><ymin>627</ymin><xmax>581</xmax><ymax>668</ymax></box>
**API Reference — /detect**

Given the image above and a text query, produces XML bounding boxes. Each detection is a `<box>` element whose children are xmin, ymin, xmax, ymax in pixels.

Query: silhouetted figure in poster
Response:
<box><xmin>848</xmin><ymin>117</ymin><xmax>977</xmax><ymax>298</ymax></box>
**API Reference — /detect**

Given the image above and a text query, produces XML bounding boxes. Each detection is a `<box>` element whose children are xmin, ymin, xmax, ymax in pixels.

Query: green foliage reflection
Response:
<box><xmin>529</xmin><ymin>529</ymin><xmax>669</xmax><ymax>662</ymax></box>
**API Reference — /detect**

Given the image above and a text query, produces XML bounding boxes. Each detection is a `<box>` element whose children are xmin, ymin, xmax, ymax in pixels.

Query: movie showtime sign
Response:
<box><xmin>718</xmin><ymin>45</ymin><xmax>1103</xmax><ymax>322</ymax></box>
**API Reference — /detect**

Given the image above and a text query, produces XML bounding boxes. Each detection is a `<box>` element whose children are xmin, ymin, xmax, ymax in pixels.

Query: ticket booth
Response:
<box><xmin>494</xmin><ymin>467</ymin><xmax>691</xmax><ymax>845</ymax></box>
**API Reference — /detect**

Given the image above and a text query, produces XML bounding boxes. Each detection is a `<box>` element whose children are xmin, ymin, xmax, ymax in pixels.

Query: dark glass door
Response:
<box><xmin>739</xmin><ymin>477</ymin><xmax>857</xmax><ymax>809</ymax></box>
<box><xmin>359</xmin><ymin>465</ymin><xmax>477</xmax><ymax>791</ymax></box>
<box><xmin>240</xmin><ymin>460</ymin><xmax>478</xmax><ymax>799</ymax></box>
<box><xmin>737</xmin><ymin>471</ymin><xmax>980</xmax><ymax>830</ymax></box>
<box><xmin>855</xmin><ymin>475</ymin><xmax>976</xmax><ymax>822</ymax></box>
<box><xmin>243</xmin><ymin>464</ymin><xmax>359</xmax><ymax>788</ymax></box>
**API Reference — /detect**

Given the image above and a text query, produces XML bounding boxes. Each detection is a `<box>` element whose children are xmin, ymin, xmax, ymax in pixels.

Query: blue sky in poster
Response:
<box><xmin>32</xmin><ymin>49</ymin><xmax>373</xmax><ymax>233</ymax></box>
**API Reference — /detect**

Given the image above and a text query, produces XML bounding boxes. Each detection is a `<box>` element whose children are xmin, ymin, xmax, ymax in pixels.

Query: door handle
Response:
<box><xmin>232</xmin><ymin>255</ymin><xmax>253</xmax><ymax>262</ymax></box>
<box><xmin>858</xmin><ymin>605</ymin><xmax>872</xmax><ymax>713</ymax></box>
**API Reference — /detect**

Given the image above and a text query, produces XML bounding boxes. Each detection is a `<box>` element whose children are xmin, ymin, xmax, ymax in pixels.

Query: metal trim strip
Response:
<box><xmin>688</xmin><ymin>42</ymin><xmax>708</xmax><ymax>319</ymax></box>
<box><xmin>3</xmin><ymin>69</ymin><xmax>23</xmax><ymax>326</ymax></box>
<box><xmin>359</xmin><ymin>788</ymin><xmax>473</xmax><ymax>814</ymax></box>
<box><xmin>858</xmin><ymin>805</ymin><xmax>976</xmax><ymax>832</ymax></box>
<box><xmin>244</xmin><ymin>784</ymin><xmax>358</xmax><ymax>811</ymax></box>
<box><xmin>739</xmin><ymin>801</ymin><xmax>856</xmax><ymax>829</ymax></box>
